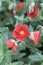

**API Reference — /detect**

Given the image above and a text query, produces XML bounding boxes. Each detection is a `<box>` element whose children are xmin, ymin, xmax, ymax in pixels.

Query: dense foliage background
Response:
<box><xmin>0</xmin><ymin>0</ymin><xmax>43</xmax><ymax>65</ymax></box>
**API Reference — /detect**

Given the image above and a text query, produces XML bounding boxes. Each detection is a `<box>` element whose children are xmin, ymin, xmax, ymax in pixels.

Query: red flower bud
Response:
<box><xmin>12</xmin><ymin>44</ymin><xmax>17</xmax><ymax>52</ymax></box>
<box><xmin>27</xmin><ymin>5</ymin><xmax>39</xmax><ymax>18</ymax></box>
<box><xmin>17</xmin><ymin>2</ymin><xmax>24</xmax><ymax>11</ymax></box>
<box><xmin>30</xmin><ymin>31</ymin><xmax>40</xmax><ymax>45</ymax></box>
<box><xmin>5</xmin><ymin>39</ymin><xmax>14</xmax><ymax>48</ymax></box>
<box><xmin>5</xmin><ymin>39</ymin><xmax>17</xmax><ymax>52</ymax></box>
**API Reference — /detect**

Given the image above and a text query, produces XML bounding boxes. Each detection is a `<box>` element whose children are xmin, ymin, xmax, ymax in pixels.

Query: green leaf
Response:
<box><xmin>11</xmin><ymin>61</ymin><xmax>24</xmax><ymax>65</ymax></box>
<box><xmin>0</xmin><ymin>27</ymin><xmax>9</xmax><ymax>32</ymax></box>
<box><xmin>29</xmin><ymin>53</ymin><xmax>43</xmax><ymax>62</ymax></box>
<box><xmin>29</xmin><ymin>55</ymin><xmax>41</xmax><ymax>62</ymax></box>
<box><xmin>29</xmin><ymin>25</ymin><xmax>34</xmax><ymax>32</ymax></box>
<box><xmin>17</xmin><ymin>41</ymin><xmax>26</xmax><ymax>51</ymax></box>
<box><xmin>0</xmin><ymin>35</ymin><xmax>3</xmax><ymax>63</ymax></box>
<box><xmin>36</xmin><ymin>53</ymin><xmax>43</xmax><ymax>60</ymax></box>
<box><xmin>12</xmin><ymin>52</ymin><xmax>25</xmax><ymax>60</ymax></box>
<box><xmin>41</xmin><ymin>62</ymin><xmax>43</xmax><ymax>65</ymax></box>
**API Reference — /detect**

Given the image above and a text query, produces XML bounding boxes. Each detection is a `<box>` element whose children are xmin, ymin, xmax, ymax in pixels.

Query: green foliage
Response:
<box><xmin>0</xmin><ymin>0</ymin><xmax>43</xmax><ymax>65</ymax></box>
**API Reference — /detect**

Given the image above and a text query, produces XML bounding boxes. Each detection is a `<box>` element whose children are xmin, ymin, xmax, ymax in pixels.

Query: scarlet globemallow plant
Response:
<box><xmin>0</xmin><ymin>0</ymin><xmax>43</xmax><ymax>65</ymax></box>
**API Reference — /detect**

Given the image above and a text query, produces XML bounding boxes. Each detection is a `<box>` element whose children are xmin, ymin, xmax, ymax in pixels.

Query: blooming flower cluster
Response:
<box><xmin>5</xmin><ymin>24</ymin><xmax>40</xmax><ymax>53</ymax></box>
<box><xmin>5</xmin><ymin>1</ymin><xmax>40</xmax><ymax>53</ymax></box>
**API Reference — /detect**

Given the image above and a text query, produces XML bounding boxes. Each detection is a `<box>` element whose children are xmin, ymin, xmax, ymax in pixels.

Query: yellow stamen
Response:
<box><xmin>20</xmin><ymin>30</ymin><xmax>25</xmax><ymax>35</ymax></box>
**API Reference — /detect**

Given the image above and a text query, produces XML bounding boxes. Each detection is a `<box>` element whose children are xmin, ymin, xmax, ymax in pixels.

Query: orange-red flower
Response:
<box><xmin>17</xmin><ymin>2</ymin><xmax>24</xmax><ymax>11</ymax></box>
<box><xmin>5</xmin><ymin>39</ymin><xmax>17</xmax><ymax>52</ymax></box>
<box><xmin>12</xmin><ymin>24</ymin><xmax>30</xmax><ymax>41</ymax></box>
<box><xmin>29</xmin><ymin>31</ymin><xmax>40</xmax><ymax>45</ymax></box>
<box><xmin>27</xmin><ymin>5</ymin><xmax>39</xmax><ymax>18</ymax></box>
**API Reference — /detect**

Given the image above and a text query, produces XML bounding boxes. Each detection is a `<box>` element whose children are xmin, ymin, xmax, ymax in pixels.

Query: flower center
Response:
<box><xmin>20</xmin><ymin>30</ymin><xmax>25</xmax><ymax>35</ymax></box>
